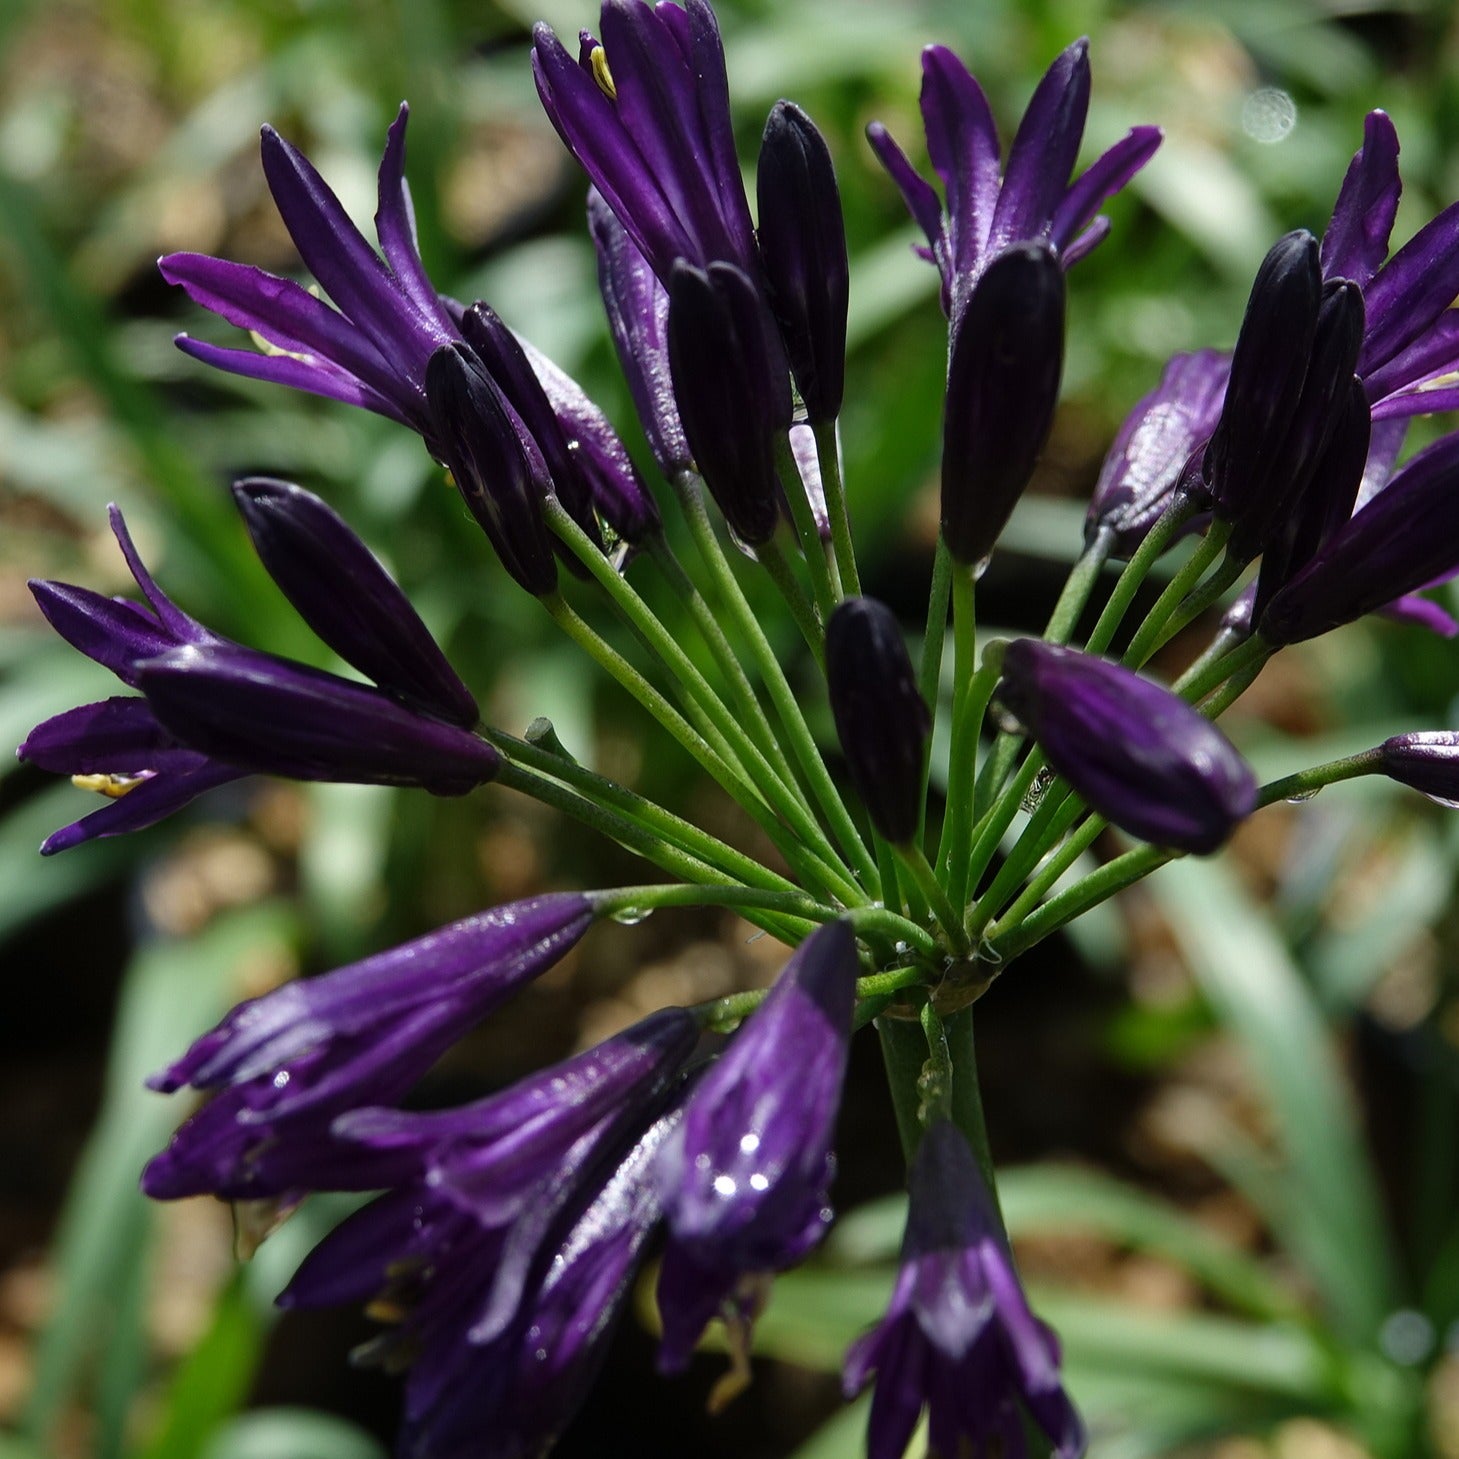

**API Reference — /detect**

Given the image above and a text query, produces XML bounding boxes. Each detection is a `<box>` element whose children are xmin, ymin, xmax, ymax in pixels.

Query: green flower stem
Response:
<box><xmin>490</xmin><ymin>728</ymin><xmax>804</xmax><ymax>901</ymax></box>
<box><xmin>757</xmin><ymin>532</ymin><xmax>827</xmax><ymax>669</ymax></box>
<box><xmin>917</xmin><ymin>536</ymin><xmax>955</xmax><ymax>839</ymax></box>
<box><xmin>592</xmin><ymin>881</ymin><xmax>833</xmax><ymax>923</ymax></box>
<box><xmin>775</xmin><ymin>433</ymin><xmax>840</xmax><ymax>616</ymax></box>
<box><xmin>673</xmin><ymin>474</ymin><xmax>883</xmax><ymax>895</ymax></box>
<box><xmin>896</xmin><ymin>842</ymin><xmax>971</xmax><ymax>956</ymax></box>
<box><xmin>962</xmin><ymin>749</ymin><xmax>1046</xmax><ymax>909</ymax></box>
<box><xmin>543</xmin><ymin>591</ymin><xmax>864</xmax><ymax>906</ymax></box>
<box><xmin>1258</xmin><ymin>750</ymin><xmax>1383</xmax><ymax>806</ymax></box>
<box><xmin>972</xmin><ymin>729</ymin><xmax>1022</xmax><ymax>820</ymax></box>
<box><xmin>988</xmin><ymin>812</ymin><xmax>1107</xmax><ymax>934</ymax></box>
<box><xmin>876</xmin><ymin>837</ymin><xmax>909</xmax><ymax>918</ymax></box>
<box><xmin>1082</xmin><ymin>496</ymin><xmax>1198</xmax><ymax>656</ymax></box>
<box><xmin>919</xmin><ymin>1002</ymin><xmax>955</xmax><ymax>1123</ymax></box>
<box><xmin>1119</xmin><ymin>520</ymin><xmax>1234</xmax><ymax>668</ymax></box>
<box><xmin>988</xmin><ymin>842</ymin><xmax>1173</xmax><ymax>963</ymax></box>
<box><xmin>1123</xmin><ymin>540</ymin><xmax>1244</xmax><ymax>671</ymax></box>
<box><xmin>548</xmin><ymin>501</ymin><xmax>776</xmax><ymax>792</ymax></box>
<box><xmin>813</xmin><ymin>419</ymin><xmax>861</xmax><ymax>597</ymax></box>
<box><xmin>1179</xmin><ymin>633</ymin><xmax>1270</xmax><ymax>707</ymax></box>
<box><xmin>700</xmin><ymin>960</ymin><xmax>931</xmax><ymax>1034</ymax></box>
<box><xmin>1174</xmin><ymin>625</ymin><xmax>1246</xmax><ymax>698</ymax></box>
<box><xmin>493</xmin><ymin>762</ymin><xmax>811</xmax><ymax>943</ymax></box>
<box><xmin>646</xmin><ymin>532</ymin><xmax>801</xmax><ymax>791</ymax></box>
<box><xmin>966</xmin><ymin>782</ymin><xmax>1083</xmax><ymax>940</ymax></box>
<box><xmin>1196</xmin><ymin>641</ymin><xmax>1271</xmax><ymax>720</ymax></box>
<box><xmin>1044</xmin><ymin>527</ymin><xmax>1113</xmax><ymax>646</ymax></box>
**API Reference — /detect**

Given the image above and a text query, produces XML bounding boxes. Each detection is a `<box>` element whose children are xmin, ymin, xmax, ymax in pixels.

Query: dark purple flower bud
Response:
<box><xmin>868</xmin><ymin>40</ymin><xmax>1159</xmax><ymax>314</ymax></box>
<box><xmin>588</xmin><ymin>186</ymin><xmax>691</xmax><ymax>479</ymax></box>
<box><xmin>161</xmin><ymin>106</ymin><xmax>453</xmax><ymax>431</ymax></box>
<box><xmin>844</xmin><ymin>1120</ymin><xmax>1085</xmax><ymax>1459</ymax></box>
<box><xmin>425</xmin><ymin>342</ymin><xmax>559</xmax><ymax>595</ymax></box>
<box><xmin>1379</xmin><ymin>733</ymin><xmax>1459</xmax><ymax>807</ymax></box>
<box><xmin>531</xmin><ymin>1</ymin><xmax>760</xmax><ymax>285</ymax></box>
<box><xmin>1260</xmin><ymin>431</ymin><xmax>1459</xmax><ymax>645</ymax></box>
<box><xmin>136</xmin><ymin>643</ymin><xmax>498</xmax><ymax>795</ymax></box>
<box><xmin>655</xmin><ymin>919</ymin><xmax>857</xmax><ymax>1370</ymax></box>
<box><xmin>1085</xmin><ymin>349</ymin><xmax>1229</xmax><ymax>558</ymax></box>
<box><xmin>757</xmin><ymin>101</ymin><xmax>849</xmax><ymax>424</ymax></box>
<box><xmin>459</xmin><ymin>303</ymin><xmax>601</xmax><ymax>548</ymax></box>
<box><xmin>1252</xmin><ymin>374</ymin><xmax>1370</xmax><ymax>621</ymax></box>
<box><xmin>941</xmin><ymin>242</ymin><xmax>1065</xmax><ymax>567</ymax></box>
<box><xmin>826</xmin><ymin>598</ymin><xmax>931</xmax><ymax>844</ymax></box>
<box><xmin>1201</xmin><ymin>231</ymin><xmax>1321</xmax><ymax>537</ymax></box>
<box><xmin>667</xmin><ymin>260</ymin><xmax>793</xmax><ymax>547</ymax></box>
<box><xmin>142</xmin><ymin>892</ymin><xmax>597</xmax><ymax>1201</ymax></box>
<box><xmin>232</xmin><ymin>478</ymin><xmax>478</xmax><ymax>727</ymax></box>
<box><xmin>516</xmin><ymin>331</ymin><xmax>661</xmax><ymax>544</ymax></box>
<box><xmin>997</xmin><ymin>640</ymin><xmax>1257</xmax><ymax>854</ymax></box>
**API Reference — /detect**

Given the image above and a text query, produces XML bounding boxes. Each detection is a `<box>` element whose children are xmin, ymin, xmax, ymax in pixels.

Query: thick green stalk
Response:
<box><xmin>673</xmin><ymin>474</ymin><xmax>883</xmax><ymax>894</ymax></box>
<box><xmin>813</xmin><ymin>419</ymin><xmax>861</xmax><ymax>597</ymax></box>
<box><xmin>943</xmin><ymin>1007</ymin><xmax>999</xmax><ymax>1200</ymax></box>
<box><xmin>877</xmin><ymin>1014</ymin><xmax>934</xmax><ymax>1164</ymax></box>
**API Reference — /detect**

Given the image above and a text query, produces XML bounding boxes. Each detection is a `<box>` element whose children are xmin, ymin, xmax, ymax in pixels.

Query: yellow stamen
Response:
<box><xmin>71</xmin><ymin>772</ymin><xmax>143</xmax><ymax>800</ymax></box>
<box><xmin>591</xmin><ymin>45</ymin><xmax>617</xmax><ymax>100</ymax></box>
<box><xmin>248</xmin><ymin>328</ymin><xmax>318</xmax><ymax>364</ymax></box>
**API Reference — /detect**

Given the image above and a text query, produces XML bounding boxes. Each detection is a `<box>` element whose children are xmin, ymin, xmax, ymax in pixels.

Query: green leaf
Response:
<box><xmin>199</xmin><ymin>1410</ymin><xmax>388</xmax><ymax>1459</ymax></box>
<box><xmin>1146</xmin><ymin>857</ymin><xmax>1396</xmax><ymax>1342</ymax></box>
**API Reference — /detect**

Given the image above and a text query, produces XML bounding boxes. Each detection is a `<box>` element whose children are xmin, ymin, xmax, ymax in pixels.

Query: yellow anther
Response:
<box><xmin>71</xmin><ymin>772</ymin><xmax>142</xmax><ymax>800</ymax></box>
<box><xmin>590</xmin><ymin>45</ymin><xmax>617</xmax><ymax>100</ymax></box>
<box><xmin>248</xmin><ymin>328</ymin><xmax>316</xmax><ymax>364</ymax></box>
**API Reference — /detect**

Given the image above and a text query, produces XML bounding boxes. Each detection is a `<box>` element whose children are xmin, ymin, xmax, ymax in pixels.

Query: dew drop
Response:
<box><xmin>713</xmin><ymin>1174</ymin><xmax>737</xmax><ymax>1198</ymax></box>
<box><xmin>609</xmin><ymin>906</ymin><xmax>652</xmax><ymax>926</ymax></box>
<box><xmin>1285</xmin><ymin>788</ymin><xmax>1321</xmax><ymax>804</ymax></box>
<box><xmin>739</xmin><ymin>1133</ymin><xmax>761</xmax><ymax>1155</ymax></box>
<box><xmin>971</xmin><ymin>554</ymin><xmax>993</xmax><ymax>582</ymax></box>
<box><xmin>749</xmin><ymin>1173</ymin><xmax>769</xmax><ymax>1192</ymax></box>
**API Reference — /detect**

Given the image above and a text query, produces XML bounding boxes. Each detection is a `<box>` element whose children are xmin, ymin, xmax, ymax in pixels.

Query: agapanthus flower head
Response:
<box><xmin>532</xmin><ymin>1</ymin><xmax>758</xmax><ymax>285</ymax></box>
<box><xmin>940</xmin><ymin>241</ymin><xmax>1066</xmax><ymax>567</ymax></box>
<box><xmin>757</xmin><ymin>100</ymin><xmax>850</xmax><ymax>424</ymax></box>
<box><xmin>1085</xmin><ymin>348</ymin><xmax>1229</xmax><ymax>559</ymax></box>
<box><xmin>655</xmin><ymin>919</ymin><xmax>857</xmax><ymax>1370</ymax></box>
<box><xmin>867</xmin><ymin>39</ymin><xmax>1160</xmax><ymax>318</ymax></box>
<box><xmin>844</xmin><ymin>1120</ymin><xmax>1085</xmax><ymax>1459</ymax></box>
<box><xmin>666</xmin><ymin>259</ymin><xmax>794</xmax><ymax>547</ymax></box>
<box><xmin>997</xmin><ymin>640</ymin><xmax>1257</xmax><ymax>854</ymax></box>
<box><xmin>1259</xmin><ymin>431</ymin><xmax>1459</xmax><ymax>645</ymax></box>
<box><xmin>142</xmin><ymin>892</ymin><xmax>598</xmax><ymax>1202</ymax></box>
<box><xmin>826</xmin><ymin>597</ymin><xmax>932</xmax><ymax>845</ymax></box>
<box><xmin>20</xmin><ymin>491</ymin><xmax>494</xmax><ymax>853</ymax></box>
<box><xmin>161</xmin><ymin>106</ymin><xmax>453</xmax><ymax>432</ymax></box>
<box><xmin>1378</xmin><ymin>732</ymin><xmax>1459</xmax><ymax>808</ymax></box>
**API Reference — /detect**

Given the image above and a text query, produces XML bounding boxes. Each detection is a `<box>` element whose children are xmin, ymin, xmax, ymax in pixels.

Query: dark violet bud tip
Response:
<box><xmin>826</xmin><ymin>598</ymin><xmax>931</xmax><ymax>844</ymax></box>
<box><xmin>666</xmin><ymin>261</ymin><xmax>792</xmax><ymax>547</ymax></box>
<box><xmin>425</xmin><ymin>343</ymin><xmax>559</xmax><ymax>596</ymax></box>
<box><xmin>1380</xmin><ymin>733</ymin><xmax>1459</xmax><ymax>807</ymax></box>
<box><xmin>941</xmin><ymin>242</ymin><xmax>1066</xmax><ymax>567</ymax></box>
<box><xmin>998</xmin><ymin>640</ymin><xmax>1256</xmax><ymax>854</ymax></box>
<box><xmin>757</xmin><ymin>100</ymin><xmax>849</xmax><ymax>425</ymax></box>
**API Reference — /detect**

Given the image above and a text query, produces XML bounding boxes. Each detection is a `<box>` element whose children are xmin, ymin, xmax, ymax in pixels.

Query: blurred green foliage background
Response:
<box><xmin>6</xmin><ymin>0</ymin><xmax>1459</xmax><ymax>1456</ymax></box>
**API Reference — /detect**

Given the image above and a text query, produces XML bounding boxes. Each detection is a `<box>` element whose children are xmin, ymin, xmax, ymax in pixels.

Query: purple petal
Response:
<box><xmin>231</xmin><ymin>478</ymin><xmax>479</xmax><ymax>727</ymax></box>
<box><xmin>1362</xmin><ymin>309</ymin><xmax>1459</xmax><ymax>406</ymax></box>
<box><xmin>1049</xmin><ymin>126</ymin><xmax>1162</xmax><ymax>256</ymax></box>
<box><xmin>920</xmin><ymin>46</ymin><xmax>1001</xmax><ymax>278</ymax></box>
<box><xmin>1321</xmin><ymin>110</ymin><xmax>1401</xmax><ymax>289</ymax></box>
<box><xmin>39</xmin><ymin>760</ymin><xmax>243</xmax><ymax>855</ymax></box>
<box><xmin>991</xmin><ymin>39</ymin><xmax>1090</xmax><ymax>251</ymax></box>
<box><xmin>137</xmin><ymin>643</ymin><xmax>499</xmax><ymax>794</ymax></box>
<box><xmin>1371</xmin><ymin>382</ymin><xmax>1459</xmax><ymax>422</ymax></box>
<box><xmin>29</xmin><ymin>580</ymin><xmax>181</xmax><ymax>685</ymax></box>
<box><xmin>865</xmin><ymin>121</ymin><xmax>949</xmax><ymax>294</ymax></box>
<box><xmin>374</xmin><ymin>103</ymin><xmax>455</xmax><ymax>332</ymax></box>
<box><xmin>20</xmin><ymin>696</ymin><xmax>180</xmax><ymax>775</ymax></box>
<box><xmin>1359</xmin><ymin>197</ymin><xmax>1459</xmax><ymax>376</ymax></box>
<box><xmin>1380</xmin><ymin>593</ymin><xmax>1459</xmax><ymax>636</ymax></box>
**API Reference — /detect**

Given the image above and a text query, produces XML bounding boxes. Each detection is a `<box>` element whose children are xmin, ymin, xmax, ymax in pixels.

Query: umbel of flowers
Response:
<box><xmin>20</xmin><ymin>1</ymin><xmax>1459</xmax><ymax>1454</ymax></box>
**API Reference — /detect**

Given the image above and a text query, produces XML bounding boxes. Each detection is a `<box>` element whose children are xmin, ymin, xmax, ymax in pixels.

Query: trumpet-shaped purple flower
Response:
<box><xmin>667</xmin><ymin>260</ymin><xmax>793</xmax><ymax>547</ymax></box>
<box><xmin>1085</xmin><ymin>349</ymin><xmax>1229</xmax><ymax>559</ymax></box>
<box><xmin>1379</xmin><ymin>733</ymin><xmax>1459</xmax><ymax>808</ymax></box>
<box><xmin>998</xmin><ymin>640</ymin><xmax>1257</xmax><ymax>854</ymax></box>
<box><xmin>757</xmin><ymin>101</ymin><xmax>849</xmax><ymax>425</ymax></box>
<box><xmin>827</xmin><ymin>598</ymin><xmax>931</xmax><ymax>845</ymax></box>
<box><xmin>655</xmin><ymin>919</ymin><xmax>856</xmax><ymax>1370</ymax></box>
<box><xmin>532</xmin><ymin>1</ymin><xmax>759</xmax><ymax>285</ymax></box>
<box><xmin>279</xmin><ymin>1018</ymin><xmax>693</xmax><ymax>1459</ymax></box>
<box><xmin>844</xmin><ymin>1120</ymin><xmax>1085</xmax><ymax>1459</ymax></box>
<box><xmin>20</xmin><ymin>490</ymin><xmax>493</xmax><ymax>853</ymax></box>
<box><xmin>143</xmin><ymin>893</ymin><xmax>599</xmax><ymax>1201</ymax></box>
<box><xmin>867</xmin><ymin>40</ymin><xmax>1160</xmax><ymax>318</ymax></box>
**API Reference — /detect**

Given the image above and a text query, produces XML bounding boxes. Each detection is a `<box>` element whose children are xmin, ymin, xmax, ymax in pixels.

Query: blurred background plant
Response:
<box><xmin>5</xmin><ymin>0</ymin><xmax>1459</xmax><ymax>1456</ymax></box>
